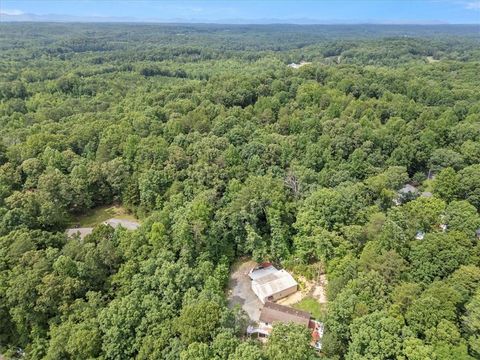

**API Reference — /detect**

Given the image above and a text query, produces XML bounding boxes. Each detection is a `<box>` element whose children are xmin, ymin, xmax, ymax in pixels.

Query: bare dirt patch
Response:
<box><xmin>312</xmin><ymin>274</ymin><xmax>328</xmax><ymax>304</ymax></box>
<box><xmin>274</xmin><ymin>272</ymin><xmax>327</xmax><ymax>306</ymax></box>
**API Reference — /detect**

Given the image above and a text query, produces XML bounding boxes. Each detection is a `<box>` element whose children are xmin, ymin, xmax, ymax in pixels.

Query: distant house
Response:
<box><xmin>66</xmin><ymin>227</ymin><xmax>93</xmax><ymax>240</ymax></box>
<box><xmin>249</xmin><ymin>264</ymin><xmax>298</xmax><ymax>304</ymax></box>
<box><xmin>394</xmin><ymin>184</ymin><xmax>418</xmax><ymax>205</ymax></box>
<box><xmin>476</xmin><ymin>228</ymin><xmax>480</xmax><ymax>239</ymax></box>
<box><xmin>67</xmin><ymin>218</ymin><xmax>140</xmax><ymax>239</ymax></box>
<box><xmin>415</xmin><ymin>231</ymin><xmax>425</xmax><ymax>240</ymax></box>
<box><xmin>259</xmin><ymin>302</ymin><xmax>311</xmax><ymax>327</ymax></box>
<box><xmin>287</xmin><ymin>61</ymin><xmax>311</xmax><ymax>69</ymax></box>
<box><xmin>103</xmin><ymin>218</ymin><xmax>140</xmax><ymax>230</ymax></box>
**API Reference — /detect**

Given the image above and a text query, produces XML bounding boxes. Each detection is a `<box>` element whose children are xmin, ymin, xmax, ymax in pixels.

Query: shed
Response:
<box><xmin>259</xmin><ymin>302</ymin><xmax>310</xmax><ymax>327</ymax></box>
<box><xmin>250</xmin><ymin>266</ymin><xmax>298</xmax><ymax>303</ymax></box>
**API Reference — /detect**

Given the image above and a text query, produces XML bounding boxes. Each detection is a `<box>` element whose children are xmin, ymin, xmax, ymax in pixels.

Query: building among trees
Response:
<box><xmin>249</xmin><ymin>263</ymin><xmax>298</xmax><ymax>303</ymax></box>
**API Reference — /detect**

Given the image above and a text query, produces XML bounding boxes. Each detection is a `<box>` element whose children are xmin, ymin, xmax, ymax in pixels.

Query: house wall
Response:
<box><xmin>265</xmin><ymin>284</ymin><xmax>297</xmax><ymax>303</ymax></box>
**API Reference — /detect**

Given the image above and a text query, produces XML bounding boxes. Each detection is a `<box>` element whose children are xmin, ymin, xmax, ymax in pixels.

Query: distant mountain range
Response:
<box><xmin>0</xmin><ymin>12</ymin><xmax>451</xmax><ymax>25</ymax></box>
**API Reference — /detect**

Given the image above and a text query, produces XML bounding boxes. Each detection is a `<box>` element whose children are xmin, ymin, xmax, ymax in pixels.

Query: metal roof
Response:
<box><xmin>66</xmin><ymin>227</ymin><xmax>93</xmax><ymax>239</ymax></box>
<box><xmin>248</xmin><ymin>265</ymin><xmax>278</xmax><ymax>281</ymax></box>
<box><xmin>252</xmin><ymin>269</ymin><xmax>298</xmax><ymax>300</ymax></box>
<box><xmin>260</xmin><ymin>302</ymin><xmax>310</xmax><ymax>327</ymax></box>
<box><xmin>103</xmin><ymin>218</ymin><xmax>140</xmax><ymax>230</ymax></box>
<box><xmin>399</xmin><ymin>184</ymin><xmax>418</xmax><ymax>194</ymax></box>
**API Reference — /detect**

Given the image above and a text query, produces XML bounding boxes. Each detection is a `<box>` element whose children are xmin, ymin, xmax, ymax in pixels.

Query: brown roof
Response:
<box><xmin>259</xmin><ymin>302</ymin><xmax>310</xmax><ymax>327</ymax></box>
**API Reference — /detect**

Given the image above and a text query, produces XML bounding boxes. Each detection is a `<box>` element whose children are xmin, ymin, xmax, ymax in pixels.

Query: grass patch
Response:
<box><xmin>69</xmin><ymin>205</ymin><xmax>137</xmax><ymax>227</ymax></box>
<box><xmin>293</xmin><ymin>297</ymin><xmax>325</xmax><ymax>321</ymax></box>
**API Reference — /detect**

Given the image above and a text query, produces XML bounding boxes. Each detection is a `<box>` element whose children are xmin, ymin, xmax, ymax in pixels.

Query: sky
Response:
<box><xmin>1</xmin><ymin>0</ymin><xmax>480</xmax><ymax>24</ymax></box>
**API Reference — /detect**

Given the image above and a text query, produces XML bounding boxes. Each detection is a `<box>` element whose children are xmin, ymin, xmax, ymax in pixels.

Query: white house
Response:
<box><xmin>249</xmin><ymin>264</ymin><xmax>298</xmax><ymax>304</ymax></box>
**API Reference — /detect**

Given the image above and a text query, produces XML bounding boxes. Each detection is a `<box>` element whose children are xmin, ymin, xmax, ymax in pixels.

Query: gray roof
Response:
<box><xmin>103</xmin><ymin>218</ymin><xmax>140</xmax><ymax>230</ymax></box>
<box><xmin>248</xmin><ymin>265</ymin><xmax>278</xmax><ymax>281</ymax></box>
<box><xmin>399</xmin><ymin>184</ymin><xmax>418</xmax><ymax>194</ymax></box>
<box><xmin>252</xmin><ymin>269</ymin><xmax>298</xmax><ymax>301</ymax></box>
<box><xmin>259</xmin><ymin>302</ymin><xmax>310</xmax><ymax>327</ymax></box>
<box><xmin>66</xmin><ymin>227</ymin><xmax>93</xmax><ymax>239</ymax></box>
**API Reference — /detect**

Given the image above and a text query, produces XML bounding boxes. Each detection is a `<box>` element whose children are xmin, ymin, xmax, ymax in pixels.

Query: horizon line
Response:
<box><xmin>2</xmin><ymin>12</ymin><xmax>480</xmax><ymax>25</ymax></box>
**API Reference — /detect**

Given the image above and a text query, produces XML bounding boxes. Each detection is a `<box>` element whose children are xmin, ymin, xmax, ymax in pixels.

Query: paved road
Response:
<box><xmin>228</xmin><ymin>260</ymin><xmax>263</xmax><ymax>322</ymax></box>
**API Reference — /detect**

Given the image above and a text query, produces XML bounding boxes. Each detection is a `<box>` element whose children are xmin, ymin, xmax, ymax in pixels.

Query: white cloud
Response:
<box><xmin>464</xmin><ymin>1</ymin><xmax>480</xmax><ymax>9</ymax></box>
<box><xmin>0</xmin><ymin>8</ymin><xmax>25</xmax><ymax>15</ymax></box>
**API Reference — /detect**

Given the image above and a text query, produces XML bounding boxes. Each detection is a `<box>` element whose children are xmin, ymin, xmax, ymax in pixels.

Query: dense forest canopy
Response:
<box><xmin>0</xmin><ymin>23</ymin><xmax>479</xmax><ymax>360</ymax></box>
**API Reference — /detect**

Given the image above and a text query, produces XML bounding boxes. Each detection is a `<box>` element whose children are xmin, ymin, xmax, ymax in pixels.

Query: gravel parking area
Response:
<box><xmin>228</xmin><ymin>260</ymin><xmax>263</xmax><ymax>322</ymax></box>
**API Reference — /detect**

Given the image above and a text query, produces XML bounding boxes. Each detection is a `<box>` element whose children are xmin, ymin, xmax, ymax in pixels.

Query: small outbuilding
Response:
<box><xmin>249</xmin><ymin>264</ymin><xmax>298</xmax><ymax>304</ymax></box>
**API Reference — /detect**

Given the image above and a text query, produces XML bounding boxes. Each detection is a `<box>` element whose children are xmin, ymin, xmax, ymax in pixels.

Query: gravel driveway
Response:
<box><xmin>228</xmin><ymin>260</ymin><xmax>263</xmax><ymax>322</ymax></box>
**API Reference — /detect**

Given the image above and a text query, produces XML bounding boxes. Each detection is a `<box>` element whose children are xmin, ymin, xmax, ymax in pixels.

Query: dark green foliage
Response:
<box><xmin>0</xmin><ymin>23</ymin><xmax>479</xmax><ymax>359</ymax></box>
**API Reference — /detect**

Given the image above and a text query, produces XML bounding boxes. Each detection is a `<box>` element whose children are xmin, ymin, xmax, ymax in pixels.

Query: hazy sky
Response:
<box><xmin>1</xmin><ymin>0</ymin><xmax>480</xmax><ymax>23</ymax></box>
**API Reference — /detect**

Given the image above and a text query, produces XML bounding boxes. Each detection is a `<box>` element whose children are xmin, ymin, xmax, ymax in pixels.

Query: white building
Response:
<box><xmin>287</xmin><ymin>61</ymin><xmax>311</xmax><ymax>69</ymax></box>
<box><xmin>249</xmin><ymin>264</ymin><xmax>298</xmax><ymax>304</ymax></box>
<box><xmin>103</xmin><ymin>218</ymin><xmax>140</xmax><ymax>230</ymax></box>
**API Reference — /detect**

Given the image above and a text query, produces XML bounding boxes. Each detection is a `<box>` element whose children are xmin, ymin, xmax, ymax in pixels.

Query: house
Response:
<box><xmin>287</xmin><ymin>61</ymin><xmax>311</xmax><ymax>69</ymax></box>
<box><xmin>249</xmin><ymin>264</ymin><xmax>298</xmax><ymax>304</ymax></box>
<box><xmin>256</xmin><ymin>302</ymin><xmax>325</xmax><ymax>350</ymax></box>
<box><xmin>476</xmin><ymin>228</ymin><xmax>480</xmax><ymax>239</ymax></box>
<box><xmin>66</xmin><ymin>227</ymin><xmax>93</xmax><ymax>240</ymax></box>
<box><xmin>103</xmin><ymin>218</ymin><xmax>140</xmax><ymax>230</ymax></box>
<box><xmin>394</xmin><ymin>184</ymin><xmax>418</xmax><ymax>205</ymax></box>
<box><xmin>259</xmin><ymin>302</ymin><xmax>311</xmax><ymax>327</ymax></box>
<box><xmin>67</xmin><ymin>218</ymin><xmax>140</xmax><ymax>239</ymax></box>
<box><xmin>415</xmin><ymin>231</ymin><xmax>425</xmax><ymax>240</ymax></box>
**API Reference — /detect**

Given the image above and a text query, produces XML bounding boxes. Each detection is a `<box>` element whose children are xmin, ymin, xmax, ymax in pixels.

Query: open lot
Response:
<box><xmin>69</xmin><ymin>205</ymin><xmax>137</xmax><ymax>227</ymax></box>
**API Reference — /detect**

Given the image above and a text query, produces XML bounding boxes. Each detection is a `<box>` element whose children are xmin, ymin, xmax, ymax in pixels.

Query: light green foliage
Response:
<box><xmin>0</xmin><ymin>23</ymin><xmax>479</xmax><ymax>359</ymax></box>
<box><xmin>433</xmin><ymin>167</ymin><xmax>459</xmax><ymax>202</ymax></box>
<box><xmin>346</xmin><ymin>311</ymin><xmax>404</xmax><ymax>360</ymax></box>
<box><xmin>463</xmin><ymin>291</ymin><xmax>480</xmax><ymax>358</ymax></box>
<box><xmin>177</xmin><ymin>299</ymin><xmax>223</xmax><ymax>344</ymax></box>
<box><xmin>409</xmin><ymin>232</ymin><xmax>472</xmax><ymax>283</ymax></box>
<box><xmin>265</xmin><ymin>323</ymin><xmax>317</xmax><ymax>360</ymax></box>
<box><xmin>228</xmin><ymin>341</ymin><xmax>264</xmax><ymax>360</ymax></box>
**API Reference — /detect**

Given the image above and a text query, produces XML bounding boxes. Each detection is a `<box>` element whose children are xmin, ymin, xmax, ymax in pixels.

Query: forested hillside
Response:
<box><xmin>0</xmin><ymin>23</ymin><xmax>479</xmax><ymax>360</ymax></box>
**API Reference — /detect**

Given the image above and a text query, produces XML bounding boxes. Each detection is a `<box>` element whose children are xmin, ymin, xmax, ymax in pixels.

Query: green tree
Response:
<box><xmin>346</xmin><ymin>311</ymin><xmax>404</xmax><ymax>360</ymax></box>
<box><xmin>265</xmin><ymin>323</ymin><xmax>317</xmax><ymax>360</ymax></box>
<box><xmin>177</xmin><ymin>299</ymin><xmax>223</xmax><ymax>344</ymax></box>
